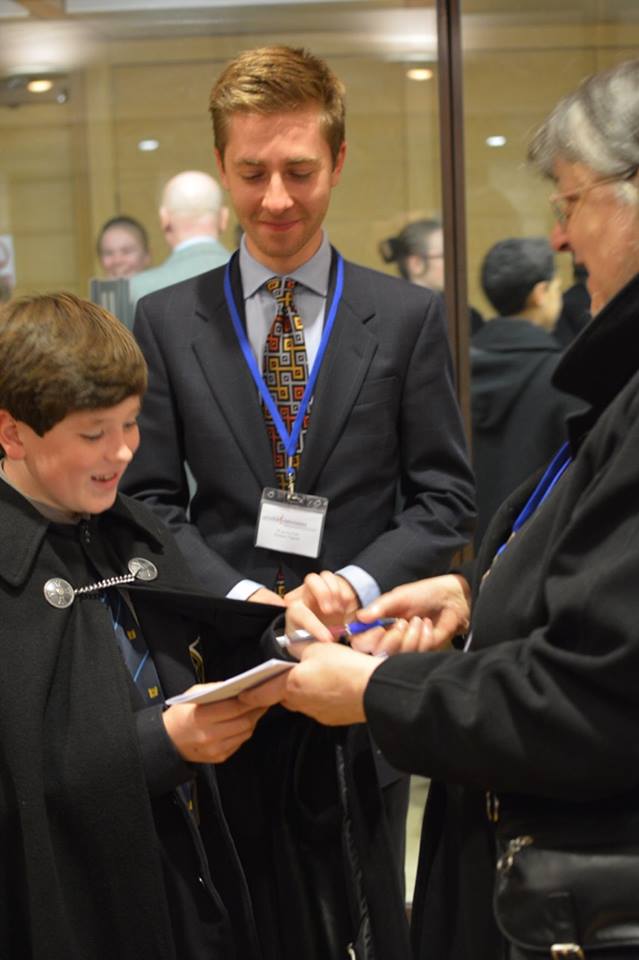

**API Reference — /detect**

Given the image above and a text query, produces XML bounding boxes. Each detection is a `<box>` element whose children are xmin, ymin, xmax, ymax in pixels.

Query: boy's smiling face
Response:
<box><xmin>0</xmin><ymin>396</ymin><xmax>141</xmax><ymax>516</ymax></box>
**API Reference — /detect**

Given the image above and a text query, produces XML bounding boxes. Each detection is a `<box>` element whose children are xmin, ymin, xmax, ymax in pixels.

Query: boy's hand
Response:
<box><xmin>163</xmin><ymin>693</ymin><xmax>267</xmax><ymax>763</ymax></box>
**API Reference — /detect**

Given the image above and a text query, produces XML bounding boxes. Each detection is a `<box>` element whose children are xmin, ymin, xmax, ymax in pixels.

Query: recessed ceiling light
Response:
<box><xmin>407</xmin><ymin>68</ymin><xmax>433</xmax><ymax>82</ymax></box>
<box><xmin>486</xmin><ymin>135</ymin><xmax>507</xmax><ymax>147</ymax></box>
<box><xmin>138</xmin><ymin>139</ymin><xmax>160</xmax><ymax>152</ymax></box>
<box><xmin>27</xmin><ymin>79</ymin><xmax>53</xmax><ymax>94</ymax></box>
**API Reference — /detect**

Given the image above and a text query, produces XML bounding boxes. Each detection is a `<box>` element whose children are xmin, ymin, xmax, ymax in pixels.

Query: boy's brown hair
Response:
<box><xmin>0</xmin><ymin>292</ymin><xmax>147</xmax><ymax>436</ymax></box>
<box><xmin>209</xmin><ymin>45</ymin><xmax>346</xmax><ymax>165</ymax></box>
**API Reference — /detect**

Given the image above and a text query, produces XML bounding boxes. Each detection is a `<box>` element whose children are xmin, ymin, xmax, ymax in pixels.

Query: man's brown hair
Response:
<box><xmin>209</xmin><ymin>45</ymin><xmax>346</xmax><ymax>165</ymax></box>
<box><xmin>0</xmin><ymin>292</ymin><xmax>147</xmax><ymax>436</ymax></box>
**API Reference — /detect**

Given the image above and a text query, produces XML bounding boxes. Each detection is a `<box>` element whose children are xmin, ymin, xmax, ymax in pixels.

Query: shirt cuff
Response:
<box><xmin>227</xmin><ymin>578</ymin><xmax>265</xmax><ymax>601</ymax></box>
<box><xmin>336</xmin><ymin>565</ymin><xmax>380</xmax><ymax>608</ymax></box>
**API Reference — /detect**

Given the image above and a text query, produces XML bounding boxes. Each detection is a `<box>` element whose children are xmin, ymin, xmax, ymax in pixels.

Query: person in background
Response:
<box><xmin>97</xmin><ymin>214</ymin><xmax>151</xmax><ymax>279</ymax></box>
<box><xmin>380</xmin><ymin>218</ymin><xmax>445</xmax><ymax>290</ymax></box>
<box><xmin>553</xmin><ymin>257</ymin><xmax>591</xmax><ymax>347</ymax></box>
<box><xmin>380</xmin><ymin>217</ymin><xmax>484</xmax><ymax>334</ymax></box>
<box><xmin>241</xmin><ymin>55</ymin><xmax>639</xmax><ymax>960</ymax></box>
<box><xmin>471</xmin><ymin>236</ymin><xmax>579</xmax><ymax>546</ymax></box>
<box><xmin>130</xmin><ymin>170</ymin><xmax>230</xmax><ymax>308</ymax></box>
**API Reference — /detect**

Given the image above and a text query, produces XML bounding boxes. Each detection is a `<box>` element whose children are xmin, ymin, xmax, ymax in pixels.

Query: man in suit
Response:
<box><xmin>129</xmin><ymin>170</ymin><xmax>230</xmax><ymax>308</ymax></box>
<box><xmin>123</xmin><ymin>44</ymin><xmax>475</xmax><ymax>895</ymax></box>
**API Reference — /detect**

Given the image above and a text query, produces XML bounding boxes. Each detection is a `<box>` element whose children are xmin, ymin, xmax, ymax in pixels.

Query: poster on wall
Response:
<box><xmin>0</xmin><ymin>234</ymin><xmax>15</xmax><ymax>299</ymax></box>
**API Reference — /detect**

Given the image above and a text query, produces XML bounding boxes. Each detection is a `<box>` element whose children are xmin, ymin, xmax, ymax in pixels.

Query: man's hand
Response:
<box><xmin>358</xmin><ymin>574</ymin><xmax>471</xmax><ymax>650</ymax></box>
<box><xmin>163</xmin><ymin>694</ymin><xmax>267</xmax><ymax>763</ymax></box>
<box><xmin>248</xmin><ymin>586</ymin><xmax>286</xmax><ymax>606</ymax></box>
<box><xmin>240</xmin><ymin>642</ymin><xmax>380</xmax><ymax>726</ymax></box>
<box><xmin>285</xmin><ymin>571</ymin><xmax>359</xmax><ymax>617</ymax></box>
<box><xmin>284</xmin><ymin>571</ymin><xmax>359</xmax><ymax>643</ymax></box>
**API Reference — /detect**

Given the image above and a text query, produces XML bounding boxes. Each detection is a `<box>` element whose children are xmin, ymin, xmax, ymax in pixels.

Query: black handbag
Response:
<box><xmin>492</xmin><ymin>816</ymin><xmax>639</xmax><ymax>959</ymax></box>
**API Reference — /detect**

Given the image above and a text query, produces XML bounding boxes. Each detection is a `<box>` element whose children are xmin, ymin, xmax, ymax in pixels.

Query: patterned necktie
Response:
<box><xmin>263</xmin><ymin>276</ymin><xmax>310</xmax><ymax>490</ymax></box>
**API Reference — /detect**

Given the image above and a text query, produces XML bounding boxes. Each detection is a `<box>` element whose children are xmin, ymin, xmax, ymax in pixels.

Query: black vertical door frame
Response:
<box><xmin>436</xmin><ymin>0</ymin><xmax>472</xmax><ymax>440</ymax></box>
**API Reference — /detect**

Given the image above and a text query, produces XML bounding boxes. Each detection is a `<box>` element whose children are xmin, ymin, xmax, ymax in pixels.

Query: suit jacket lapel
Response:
<box><xmin>297</xmin><ymin>260</ymin><xmax>378</xmax><ymax>492</ymax></box>
<box><xmin>190</xmin><ymin>260</ymin><xmax>276</xmax><ymax>489</ymax></box>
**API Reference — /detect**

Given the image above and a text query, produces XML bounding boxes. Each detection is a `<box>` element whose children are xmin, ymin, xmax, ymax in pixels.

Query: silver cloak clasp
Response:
<box><xmin>43</xmin><ymin>557</ymin><xmax>158</xmax><ymax>609</ymax></box>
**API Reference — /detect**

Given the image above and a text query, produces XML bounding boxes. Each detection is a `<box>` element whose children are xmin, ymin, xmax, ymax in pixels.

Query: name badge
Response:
<box><xmin>255</xmin><ymin>488</ymin><xmax>328</xmax><ymax>558</ymax></box>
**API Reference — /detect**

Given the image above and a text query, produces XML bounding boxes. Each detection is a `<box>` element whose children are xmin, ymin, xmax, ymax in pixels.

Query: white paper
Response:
<box><xmin>165</xmin><ymin>659</ymin><xmax>294</xmax><ymax>705</ymax></box>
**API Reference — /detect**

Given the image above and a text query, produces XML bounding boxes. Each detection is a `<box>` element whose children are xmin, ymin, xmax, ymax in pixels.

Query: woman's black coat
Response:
<box><xmin>363</xmin><ymin>273</ymin><xmax>639</xmax><ymax>959</ymax></box>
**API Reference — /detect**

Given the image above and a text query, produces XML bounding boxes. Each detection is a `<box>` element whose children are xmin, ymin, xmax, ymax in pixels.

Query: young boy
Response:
<box><xmin>0</xmin><ymin>292</ymin><xmax>268</xmax><ymax>960</ymax></box>
<box><xmin>0</xmin><ymin>294</ymin><xmax>412</xmax><ymax>960</ymax></box>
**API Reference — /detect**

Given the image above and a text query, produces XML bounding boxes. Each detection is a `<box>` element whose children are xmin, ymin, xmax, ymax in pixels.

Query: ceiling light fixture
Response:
<box><xmin>26</xmin><ymin>78</ymin><xmax>53</xmax><ymax>93</ymax></box>
<box><xmin>407</xmin><ymin>67</ymin><xmax>433</xmax><ymax>82</ymax></box>
<box><xmin>138</xmin><ymin>139</ymin><xmax>160</xmax><ymax>152</ymax></box>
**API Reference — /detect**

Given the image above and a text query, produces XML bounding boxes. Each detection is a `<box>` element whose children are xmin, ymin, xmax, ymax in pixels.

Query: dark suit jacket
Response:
<box><xmin>124</xmin><ymin>251</ymin><xmax>475</xmax><ymax>596</ymax></box>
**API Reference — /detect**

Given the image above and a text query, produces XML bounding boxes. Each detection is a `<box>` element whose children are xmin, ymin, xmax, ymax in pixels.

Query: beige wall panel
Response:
<box><xmin>114</xmin><ymin>119</ymin><xmax>215</xmax><ymax>183</ymax></box>
<box><xmin>404</xmin><ymin>71</ymin><xmax>441</xmax><ymax>221</ymax></box>
<box><xmin>112</xmin><ymin>62</ymin><xmax>218</xmax><ymax>120</ymax></box>
<box><xmin>9</xmin><ymin>178</ymin><xmax>73</xmax><ymax>233</ymax></box>
<box><xmin>0</xmin><ymin>118</ymin><xmax>80</xmax><ymax>296</ymax></box>
<box><xmin>0</xmin><ymin>125</ymin><xmax>73</xmax><ymax>180</ymax></box>
<box><xmin>12</xmin><ymin>231</ymin><xmax>78</xmax><ymax>295</ymax></box>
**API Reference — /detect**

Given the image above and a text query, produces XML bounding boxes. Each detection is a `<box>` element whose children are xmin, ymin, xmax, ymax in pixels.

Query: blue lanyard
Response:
<box><xmin>223</xmin><ymin>252</ymin><xmax>344</xmax><ymax>467</ymax></box>
<box><xmin>495</xmin><ymin>440</ymin><xmax>572</xmax><ymax>558</ymax></box>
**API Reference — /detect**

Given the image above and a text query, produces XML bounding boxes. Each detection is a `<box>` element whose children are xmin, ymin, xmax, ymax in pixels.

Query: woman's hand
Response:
<box><xmin>240</xmin><ymin>642</ymin><xmax>379</xmax><ymax>726</ymax></box>
<box><xmin>356</xmin><ymin>574</ymin><xmax>471</xmax><ymax>651</ymax></box>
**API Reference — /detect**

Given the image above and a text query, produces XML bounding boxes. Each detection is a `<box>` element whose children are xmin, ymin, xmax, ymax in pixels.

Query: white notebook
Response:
<box><xmin>165</xmin><ymin>659</ymin><xmax>294</xmax><ymax>705</ymax></box>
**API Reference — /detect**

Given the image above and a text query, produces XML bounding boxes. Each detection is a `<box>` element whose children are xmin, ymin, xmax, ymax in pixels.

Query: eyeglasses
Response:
<box><xmin>549</xmin><ymin>167</ymin><xmax>638</xmax><ymax>225</ymax></box>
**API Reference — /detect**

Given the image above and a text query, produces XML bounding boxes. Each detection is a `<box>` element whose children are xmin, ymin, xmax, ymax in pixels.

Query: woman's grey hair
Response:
<box><xmin>528</xmin><ymin>58</ymin><xmax>639</xmax><ymax>188</ymax></box>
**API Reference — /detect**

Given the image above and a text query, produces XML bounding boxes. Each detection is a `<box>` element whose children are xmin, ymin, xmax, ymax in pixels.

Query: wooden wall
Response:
<box><xmin>0</xmin><ymin>19</ymin><xmax>637</xmax><ymax>305</ymax></box>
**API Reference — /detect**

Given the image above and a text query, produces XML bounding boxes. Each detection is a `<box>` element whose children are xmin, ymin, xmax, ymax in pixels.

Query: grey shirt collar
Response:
<box><xmin>238</xmin><ymin>232</ymin><xmax>331</xmax><ymax>299</ymax></box>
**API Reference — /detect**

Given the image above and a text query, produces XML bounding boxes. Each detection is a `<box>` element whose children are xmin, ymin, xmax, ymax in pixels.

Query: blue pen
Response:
<box><xmin>276</xmin><ymin>617</ymin><xmax>398</xmax><ymax>647</ymax></box>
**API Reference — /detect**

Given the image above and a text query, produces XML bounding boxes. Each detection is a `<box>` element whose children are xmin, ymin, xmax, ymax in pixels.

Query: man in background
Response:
<box><xmin>471</xmin><ymin>236</ymin><xmax>579</xmax><ymax>546</ymax></box>
<box><xmin>130</xmin><ymin>170</ymin><xmax>230</xmax><ymax>307</ymax></box>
